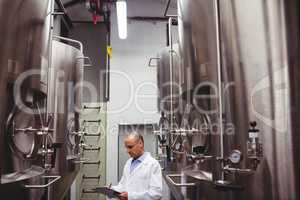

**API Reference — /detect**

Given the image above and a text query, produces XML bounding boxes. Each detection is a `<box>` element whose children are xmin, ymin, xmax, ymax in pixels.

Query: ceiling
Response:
<box><xmin>59</xmin><ymin>0</ymin><xmax>177</xmax><ymax>22</ymax></box>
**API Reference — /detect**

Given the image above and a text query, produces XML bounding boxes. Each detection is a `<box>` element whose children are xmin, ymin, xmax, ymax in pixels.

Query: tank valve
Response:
<box><xmin>216</xmin><ymin>121</ymin><xmax>263</xmax><ymax>180</ymax></box>
<box><xmin>247</xmin><ymin>121</ymin><xmax>263</xmax><ymax>170</ymax></box>
<box><xmin>38</xmin><ymin>147</ymin><xmax>54</xmax><ymax>170</ymax></box>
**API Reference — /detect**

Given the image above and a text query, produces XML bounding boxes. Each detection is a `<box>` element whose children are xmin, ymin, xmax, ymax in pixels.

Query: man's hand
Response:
<box><xmin>118</xmin><ymin>192</ymin><xmax>128</xmax><ymax>200</ymax></box>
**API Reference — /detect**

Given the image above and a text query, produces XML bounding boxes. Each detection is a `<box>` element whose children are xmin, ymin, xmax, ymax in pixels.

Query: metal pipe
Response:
<box><xmin>168</xmin><ymin>17</ymin><xmax>175</xmax><ymax>162</ymax></box>
<box><xmin>165</xmin><ymin>174</ymin><xmax>196</xmax><ymax>187</ymax></box>
<box><xmin>54</xmin><ymin>0</ymin><xmax>73</xmax><ymax>28</ymax></box>
<box><xmin>168</xmin><ymin>17</ymin><xmax>174</xmax><ymax>131</ymax></box>
<box><xmin>105</xmin><ymin>29</ymin><xmax>111</xmax><ymax>101</ymax></box>
<box><xmin>164</xmin><ymin>0</ymin><xmax>171</xmax><ymax>17</ymax></box>
<box><xmin>55</xmin><ymin>0</ymin><xmax>68</xmax><ymax>14</ymax></box>
<box><xmin>47</xmin><ymin>0</ymin><xmax>55</xmax><ymax>120</ymax></box>
<box><xmin>214</xmin><ymin>0</ymin><xmax>225</xmax><ymax>180</ymax></box>
<box><xmin>24</xmin><ymin>175</ymin><xmax>61</xmax><ymax>188</ymax></box>
<box><xmin>128</xmin><ymin>16</ymin><xmax>168</xmax><ymax>21</ymax></box>
<box><xmin>52</xmin><ymin>35</ymin><xmax>83</xmax><ymax>53</ymax></box>
<box><xmin>223</xmin><ymin>165</ymin><xmax>253</xmax><ymax>174</ymax></box>
<box><xmin>166</xmin><ymin>23</ymin><xmax>169</xmax><ymax>46</ymax></box>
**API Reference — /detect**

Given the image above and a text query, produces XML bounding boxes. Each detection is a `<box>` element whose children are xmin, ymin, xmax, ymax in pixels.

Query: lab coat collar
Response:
<box><xmin>133</xmin><ymin>152</ymin><xmax>147</xmax><ymax>163</ymax></box>
<box><xmin>128</xmin><ymin>152</ymin><xmax>151</xmax><ymax>176</ymax></box>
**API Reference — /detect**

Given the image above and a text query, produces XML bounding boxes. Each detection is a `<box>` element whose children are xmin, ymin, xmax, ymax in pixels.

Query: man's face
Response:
<box><xmin>124</xmin><ymin>136</ymin><xmax>144</xmax><ymax>158</ymax></box>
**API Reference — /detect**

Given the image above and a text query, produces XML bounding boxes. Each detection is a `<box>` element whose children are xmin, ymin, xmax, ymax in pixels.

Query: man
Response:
<box><xmin>112</xmin><ymin>132</ymin><xmax>162</xmax><ymax>200</ymax></box>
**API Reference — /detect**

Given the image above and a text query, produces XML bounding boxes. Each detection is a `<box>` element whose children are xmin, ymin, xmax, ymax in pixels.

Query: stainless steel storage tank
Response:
<box><xmin>49</xmin><ymin>40</ymin><xmax>84</xmax><ymax>175</ymax></box>
<box><xmin>0</xmin><ymin>0</ymin><xmax>52</xmax><ymax>199</ymax></box>
<box><xmin>219</xmin><ymin>0</ymin><xmax>300</xmax><ymax>199</ymax></box>
<box><xmin>176</xmin><ymin>0</ymin><xmax>300</xmax><ymax>199</ymax></box>
<box><xmin>177</xmin><ymin>0</ymin><xmax>222</xmax><ymax>180</ymax></box>
<box><xmin>0</xmin><ymin>0</ymin><xmax>52</xmax><ymax>176</ymax></box>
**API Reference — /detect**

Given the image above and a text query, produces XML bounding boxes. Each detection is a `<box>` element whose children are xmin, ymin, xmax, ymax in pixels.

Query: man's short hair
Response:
<box><xmin>126</xmin><ymin>132</ymin><xmax>144</xmax><ymax>143</ymax></box>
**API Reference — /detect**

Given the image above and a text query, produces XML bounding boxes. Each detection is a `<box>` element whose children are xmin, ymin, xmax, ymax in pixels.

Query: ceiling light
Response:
<box><xmin>116</xmin><ymin>0</ymin><xmax>127</xmax><ymax>39</ymax></box>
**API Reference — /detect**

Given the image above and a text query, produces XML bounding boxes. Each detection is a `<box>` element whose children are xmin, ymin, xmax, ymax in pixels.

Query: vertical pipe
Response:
<box><xmin>47</xmin><ymin>0</ymin><xmax>55</xmax><ymax>121</ymax></box>
<box><xmin>164</xmin><ymin>0</ymin><xmax>172</xmax><ymax>17</ymax></box>
<box><xmin>105</xmin><ymin>28</ymin><xmax>111</xmax><ymax>101</ymax></box>
<box><xmin>168</xmin><ymin>17</ymin><xmax>174</xmax><ymax>161</ymax></box>
<box><xmin>166</xmin><ymin>23</ymin><xmax>170</xmax><ymax>46</ymax></box>
<box><xmin>168</xmin><ymin>17</ymin><xmax>174</xmax><ymax>130</ymax></box>
<box><xmin>214</xmin><ymin>0</ymin><xmax>225</xmax><ymax>180</ymax></box>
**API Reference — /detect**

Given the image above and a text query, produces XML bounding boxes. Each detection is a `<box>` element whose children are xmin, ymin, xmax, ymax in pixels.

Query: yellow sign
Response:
<box><xmin>107</xmin><ymin>45</ymin><xmax>112</xmax><ymax>58</ymax></box>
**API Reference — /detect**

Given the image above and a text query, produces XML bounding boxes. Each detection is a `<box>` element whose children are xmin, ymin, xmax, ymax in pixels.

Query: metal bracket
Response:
<box><xmin>148</xmin><ymin>57</ymin><xmax>160</xmax><ymax>67</ymax></box>
<box><xmin>82</xmin><ymin>174</ymin><xmax>101</xmax><ymax>180</ymax></box>
<box><xmin>83</xmin><ymin>120</ymin><xmax>101</xmax><ymax>123</ymax></box>
<box><xmin>83</xmin><ymin>147</ymin><xmax>101</xmax><ymax>151</ymax></box>
<box><xmin>76</xmin><ymin>56</ymin><xmax>93</xmax><ymax>67</ymax></box>
<box><xmin>24</xmin><ymin>175</ymin><xmax>61</xmax><ymax>189</ymax></box>
<box><xmin>84</xmin><ymin>133</ymin><xmax>101</xmax><ymax>137</ymax></box>
<box><xmin>83</xmin><ymin>105</ymin><xmax>101</xmax><ymax>110</ymax></box>
<box><xmin>83</xmin><ymin>161</ymin><xmax>101</xmax><ymax>165</ymax></box>
<box><xmin>72</xmin><ymin>158</ymin><xmax>90</xmax><ymax>164</ymax></box>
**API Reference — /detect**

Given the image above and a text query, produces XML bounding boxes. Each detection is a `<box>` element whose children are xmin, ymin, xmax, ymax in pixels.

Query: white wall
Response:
<box><xmin>106</xmin><ymin>0</ymin><xmax>169</xmax><ymax>185</ymax></box>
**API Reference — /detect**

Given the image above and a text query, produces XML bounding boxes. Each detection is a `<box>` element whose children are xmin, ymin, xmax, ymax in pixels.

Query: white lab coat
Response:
<box><xmin>112</xmin><ymin>152</ymin><xmax>162</xmax><ymax>200</ymax></box>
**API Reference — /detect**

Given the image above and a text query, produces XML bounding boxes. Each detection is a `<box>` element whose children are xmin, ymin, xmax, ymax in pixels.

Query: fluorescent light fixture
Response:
<box><xmin>116</xmin><ymin>0</ymin><xmax>127</xmax><ymax>39</ymax></box>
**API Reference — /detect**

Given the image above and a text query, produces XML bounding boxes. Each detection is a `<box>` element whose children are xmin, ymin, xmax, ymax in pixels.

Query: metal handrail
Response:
<box><xmin>165</xmin><ymin>174</ymin><xmax>196</xmax><ymax>187</ymax></box>
<box><xmin>223</xmin><ymin>165</ymin><xmax>253</xmax><ymax>174</ymax></box>
<box><xmin>72</xmin><ymin>158</ymin><xmax>90</xmax><ymax>164</ymax></box>
<box><xmin>148</xmin><ymin>57</ymin><xmax>160</xmax><ymax>67</ymax></box>
<box><xmin>24</xmin><ymin>175</ymin><xmax>61</xmax><ymax>188</ymax></box>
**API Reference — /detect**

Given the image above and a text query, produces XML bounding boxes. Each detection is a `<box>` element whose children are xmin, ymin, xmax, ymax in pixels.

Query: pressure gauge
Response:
<box><xmin>175</xmin><ymin>142</ymin><xmax>182</xmax><ymax>151</ymax></box>
<box><xmin>228</xmin><ymin>150</ymin><xmax>242</xmax><ymax>164</ymax></box>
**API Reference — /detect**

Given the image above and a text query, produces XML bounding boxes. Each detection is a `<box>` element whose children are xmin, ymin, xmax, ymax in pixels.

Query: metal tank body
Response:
<box><xmin>49</xmin><ymin>40</ymin><xmax>83</xmax><ymax>175</ymax></box>
<box><xmin>157</xmin><ymin>44</ymin><xmax>181</xmax><ymax>114</ymax></box>
<box><xmin>176</xmin><ymin>0</ymin><xmax>300</xmax><ymax>199</ymax></box>
<box><xmin>0</xmin><ymin>0</ymin><xmax>51</xmax><ymax>177</ymax></box>
<box><xmin>178</xmin><ymin>0</ymin><xmax>219</xmax><ymax>105</ymax></box>
<box><xmin>219</xmin><ymin>0</ymin><xmax>300</xmax><ymax>199</ymax></box>
<box><xmin>177</xmin><ymin>0</ymin><xmax>222</xmax><ymax>184</ymax></box>
<box><xmin>0</xmin><ymin>0</ymin><xmax>51</xmax><ymax>95</ymax></box>
<box><xmin>47</xmin><ymin>40</ymin><xmax>83</xmax><ymax>200</ymax></box>
<box><xmin>0</xmin><ymin>0</ymin><xmax>6</xmax><ymax>183</ymax></box>
<box><xmin>0</xmin><ymin>0</ymin><xmax>52</xmax><ymax>199</ymax></box>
